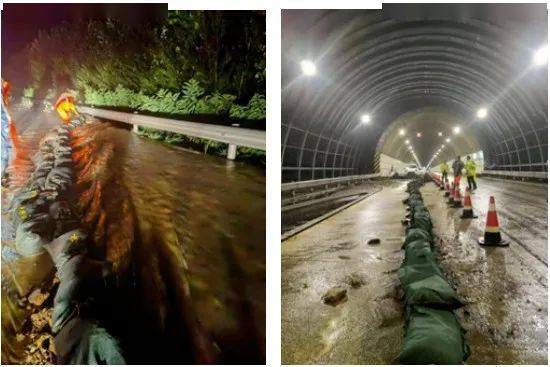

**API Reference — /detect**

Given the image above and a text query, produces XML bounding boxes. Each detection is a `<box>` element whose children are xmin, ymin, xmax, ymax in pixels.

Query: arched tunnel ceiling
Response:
<box><xmin>281</xmin><ymin>4</ymin><xmax>548</xmax><ymax>182</ymax></box>
<box><xmin>379</xmin><ymin>107</ymin><xmax>480</xmax><ymax>164</ymax></box>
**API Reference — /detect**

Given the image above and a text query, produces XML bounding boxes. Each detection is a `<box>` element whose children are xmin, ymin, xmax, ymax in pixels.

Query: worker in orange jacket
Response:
<box><xmin>55</xmin><ymin>92</ymin><xmax>78</xmax><ymax>124</ymax></box>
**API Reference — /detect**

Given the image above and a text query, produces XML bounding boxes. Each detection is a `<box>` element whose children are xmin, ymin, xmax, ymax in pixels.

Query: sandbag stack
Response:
<box><xmin>7</xmin><ymin>117</ymin><xmax>125</xmax><ymax>364</ymax></box>
<box><xmin>397</xmin><ymin>177</ymin><xmax>470</xmax><ymax>364</ymax></box>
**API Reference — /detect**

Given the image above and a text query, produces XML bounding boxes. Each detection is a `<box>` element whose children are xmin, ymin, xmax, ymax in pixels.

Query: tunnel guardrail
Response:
<box><xmin>481</xmin><ymin>170</ymin><xmax>547</xmax><ymax>179</ymax></box>
<box><xmin>282</xmin><ymin>173</ymin><xmax>380</xmax><ymax>192</ymax></box>
<box><xmin>78</xmin><ymin>106</ymin><xmax>266</xmax><ymax>159</ymax></box>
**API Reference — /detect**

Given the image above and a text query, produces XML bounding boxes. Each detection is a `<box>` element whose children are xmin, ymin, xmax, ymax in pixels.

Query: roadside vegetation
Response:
<box><xmin>8</xmin><ymin>11</ymin><xmax>266</xmax><ymax>163</ymax></box>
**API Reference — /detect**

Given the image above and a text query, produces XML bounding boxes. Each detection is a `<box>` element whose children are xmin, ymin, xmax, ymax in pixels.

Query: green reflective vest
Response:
<box><xmin>465</xmin><ymin>160</ymin><xmax>476</xmax><ymax>177</ymax></box>
<box><xmin>440</xmin><ymin>162</ymin><xmax>449</xmax><ymax>173</ymax></box>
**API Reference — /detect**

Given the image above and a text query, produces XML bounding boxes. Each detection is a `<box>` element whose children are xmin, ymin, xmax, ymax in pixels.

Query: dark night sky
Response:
<box><xmin>2</xmin><ymin>3</ymin><xmax>168</xmax><ymax>60</ymax></box>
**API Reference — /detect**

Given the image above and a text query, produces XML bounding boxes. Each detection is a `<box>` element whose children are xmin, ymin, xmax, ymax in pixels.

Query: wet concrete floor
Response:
<box><xmin>282</xmin><ymin>181</ymin><xmax>407</xmax><ymax>364</ymax></box>
<box><xmin>282</xmin><ymin>176</ymin><xmax>547</xmax><ymax>365</ymax></box>
<box><xmin>421</xmin><ymin>177</ymin><xmax>547</xmax><ymax>364</ymax></box>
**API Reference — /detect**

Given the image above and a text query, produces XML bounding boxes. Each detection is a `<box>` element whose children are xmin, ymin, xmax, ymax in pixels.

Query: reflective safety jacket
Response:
<box><xmin>465</xmin><ymin>160</ymin><xmax>477</xmax><ymax>177</ymax></box>
<box><xmin>440</xmin><ymin>162</ymin><xmax>449</xmax><ymax>173</ymax></box>
<box><xmin>55</xmin><ymin>93</ymin><xmax>78</xmax><ymax>124</ymax></box>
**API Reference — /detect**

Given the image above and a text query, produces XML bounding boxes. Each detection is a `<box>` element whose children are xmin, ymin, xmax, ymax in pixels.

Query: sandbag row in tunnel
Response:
<box><xmin>282</xmin><ymin>4</ymin><xmax>548</xmax><ymax>182</ymax></box>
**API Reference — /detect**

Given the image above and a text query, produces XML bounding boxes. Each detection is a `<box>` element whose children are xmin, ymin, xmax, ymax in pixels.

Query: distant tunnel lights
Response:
<box><xmin>399</xmin><ymin>128</ymin><xmax>406</xmax><ymax>136</ymax></box>
<box><xmin>438</xmin><ymin>132</ymin><xmax>443</xmax><ymax>137</ymax></box>
<box><xmin>445</xmin><ymin>138</ymin><xmax>451</xmax><ymax>143</ymax></box>
<box><xmin>416</xmin><ymin>132</ymin><xmax>422</xmax><ymax>138</ymax></box>
<box><xmin>533</xmin><ymin>46</ymin><xmax>548</xmax><ymax>66</ymax></box>
<box><xmin>360</xmin><ymin>114</ymin><xmax>371</xmax><ymax>124</ymax></box>
<box><xmin>300</xmin><ymin>60</ymin><xmax>317</xmax><ymax>76</ymax></box>
<box><xmin>453</xmin><ymin>126</ymin><xmax>461</xmax><ymax>134</ymax></box>
<box><xmin>477</xmin><ymin>107</ymin><xmax>488</xmax><ymax>119</ymax></box>
<box><xmin>405</xmin><ymin>139</ymin><xmax>410</xmax><ymax>144</ymax></box>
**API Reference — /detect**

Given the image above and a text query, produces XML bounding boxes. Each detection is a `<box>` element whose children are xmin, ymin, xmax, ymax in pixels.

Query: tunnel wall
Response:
<box><xmin>379</xmin><ymin>153</ymin><xmax>414</xmax><ymax>176</ymax></box>
<box><xmin>282</xmin><ymin>5</ymin><xmax>548</xmax><ymax>182</ymax></box>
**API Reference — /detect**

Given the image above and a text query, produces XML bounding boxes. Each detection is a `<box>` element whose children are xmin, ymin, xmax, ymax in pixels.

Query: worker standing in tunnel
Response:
<box><xmin>452</xmin><ymin>155</ymin><xmax>464</xmax><ymax>186</ymax></box>
<box><xmin>55</xmin><ymin>92</ymin><xmax>78</xmax><ymax>124</ymax></box>
<box><xmin>1</xmin><ymin>79</ymin><xmax>16</xmax><ymax>181</ymax></box>
<box><xmin>465</xmin><ymin>155</ymin><xmax>478</xmax><ymax>191</ymax></box>
<box><xmin>439</xmin><ymin>160</ymin><xmax>449</xmax><ymax>182</ymax></box>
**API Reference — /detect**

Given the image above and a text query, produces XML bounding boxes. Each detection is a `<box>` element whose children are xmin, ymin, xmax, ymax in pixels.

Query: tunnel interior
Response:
<box><xmin>282</xmin><ymin>4</ymin><xmax>548</xmax><ymax>182</ymax></box>
<box><xmin>378</xmin><ymin>107</ymin><xmax>481</xmax><ymax>166</ymax></box>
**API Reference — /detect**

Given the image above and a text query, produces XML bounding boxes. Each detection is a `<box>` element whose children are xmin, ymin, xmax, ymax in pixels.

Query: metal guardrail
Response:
<box><xmin>78</xmin><ymin>106</ymin><xmax>266</xmax><ymax>157</ymax></box>
<box><xmin>481</xmin><ymin>170</ymin><xmax>547</xmax><ymax>179</ymax></box>
<box><xmin>282</xmin><ymin>173</ymin><xmax>380</xmax><ymax>192</ymax></box>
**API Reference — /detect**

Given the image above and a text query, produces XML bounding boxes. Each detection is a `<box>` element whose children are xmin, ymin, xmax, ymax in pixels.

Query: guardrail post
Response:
<box><xmin>227</xmin><ymin>144</ymin><xmax>238</xmax><ymax>160</ymax></box>
<box><xmin>227</xmin><ymin>123</ymin><xmax>240</xmax><ymax>160</ymax></box>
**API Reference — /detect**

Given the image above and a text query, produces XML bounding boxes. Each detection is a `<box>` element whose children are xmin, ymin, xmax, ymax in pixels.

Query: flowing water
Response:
<box><xmin>2</xmin><ymin>114</ymin><xmax>266</xmax><ymax>364</ymax></box>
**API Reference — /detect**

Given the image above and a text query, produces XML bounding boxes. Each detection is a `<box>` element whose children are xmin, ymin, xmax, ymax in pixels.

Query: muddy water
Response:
<box><xmin>70</xmin><ymin>121</ymin><xmax>266</xmax><ymax>364</ymax></box>
<box><xmin>2</xmin><ymin>114</ymin><xmax>265</xmax><ymax>364</ymax></box>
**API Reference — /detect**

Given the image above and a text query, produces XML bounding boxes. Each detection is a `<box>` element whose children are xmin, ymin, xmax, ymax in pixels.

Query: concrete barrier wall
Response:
<box><xmin>379</xmin><ymin>153</ymin><xmax>414</xmax><ymax>176</ymax></box>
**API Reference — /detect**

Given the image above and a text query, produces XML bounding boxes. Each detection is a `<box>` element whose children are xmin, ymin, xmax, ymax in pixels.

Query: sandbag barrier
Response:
<box><xmin>7</xmin><ymin>117</ymin><xmax>125</xmax><ymax>364</ymax></box>
<box><xmin>397</xmin><ymin>177</ymin><xmax>470</xmax><ymax>364</ymax></box>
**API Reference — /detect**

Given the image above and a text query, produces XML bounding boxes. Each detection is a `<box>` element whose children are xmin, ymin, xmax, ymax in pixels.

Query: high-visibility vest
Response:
<box><xmin>465</xmin><ymin>160</ymin><xmax>477</xmax><ymax>177</ymax></box>
<box><xmin>440</xmin><ymin>162</ymin><xmax>449</xmax><ymax>173</ymax></box>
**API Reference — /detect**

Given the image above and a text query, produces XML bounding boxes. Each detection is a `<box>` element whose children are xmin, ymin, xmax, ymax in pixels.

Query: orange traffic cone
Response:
<box><xmin>453</xmin><ymin>185</ymin><xmax>463</xmax><ymax>208</ymax></box>
<box><xmin>448</xmin><ymin>183</ymin><xmax>456</xmax><ymax>204</ymax></box>
<box><xmin>444</xmin><ymin>180</ymin><xmax>450</xmax><ymax>197</ymax></box>
<box><xmin>478</xmin><ymin>196</ymin><xmax>509</xmax><ymax>246</ymax></box>
<box><xmin>461</xmin><ymin>188</ymin><xmax>477</xmax><ymax>218</ymax></box>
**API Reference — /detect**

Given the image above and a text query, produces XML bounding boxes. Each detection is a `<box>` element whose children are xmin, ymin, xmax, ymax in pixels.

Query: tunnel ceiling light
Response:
<box><xmin>405</xmin><ymin>139</ymin><xmax>410</xmax><ymax>144</ymax></box>
<box><xmin>445</xmin><ymin>138</ymin><xmax>451</xmax><ymax>143</ymax></box>
<box><xmin>300</xmin><ymin>60</ymin><xmax>317</xmax><ymax>76</ymax></box>
<box><xmin>453</xmin><ymin>126</ymin><xmax>461</xmax><ymax>134</ymax></box>
<box><xmin>438</xmin><ymin>132</ymin><xmax>443</xmax><ymax>137</ymax></box>
<box><xmin>399</xmin><ymin>128</ymin><xmax>406</xmax><ymax>136</ymax></box>
<box><xmin>477</xmin><ymin>107</ymin><xmax>488</xmax><ymax>119</ymax></box>
<box><xmin>360</xmin><ymin>114</ymin><xmax>371</xmax><ymax>124</ymax></box>
<box><xmin>416</xmin><ymin>132</ymin><xmax>422</xmax><ymax>138</ymax></box>
<box><xmin>533</xmin><ymin>45</ymin><xmax>548</xmax><ymax>66</ymax></box>
<box><xmin>441</xmin><ymin>144</ymin><xmax>445</xmax><ymax>148</ymax></box>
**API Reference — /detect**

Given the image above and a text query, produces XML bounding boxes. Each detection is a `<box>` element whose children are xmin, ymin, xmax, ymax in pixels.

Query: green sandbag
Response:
<box><xmin>55</xmin><ymin>318</ymin><xmax>125</xmax><ymax>364</ymax></box>
<box><xmin>404</xmin><ymin>242</ymin><xmax>436</xmax><ymax>266</ymax></box>
<box><xmin>403</xmin><ymin>228</ymin><xmax>432</xmax><ymax>249</ymax></box>
<box><xmin>398</xmin><ymin>306</ymin><xmax>470</xmax><ymax>364</ymax></box>
<box><xmin>44</xmin><ymin>229</ymin><xmax>87</xmax><ymax>269</ymax></box>
<box><xmin>398</xmin><ymin>263</ymin><xmax>444</xmax><ymax>287</ymax></box>
<box><xmin>15</xmin><ymin>225</ymin><xmax>47</xmax><ymax>257</ymax></box>
<box><xmin>404</xmin><ymin>275</ymin><xmax>462</xmax><ymax>309</ymax></box>
<box><xmin>403</xmin><ymin>238</ymin><xmax>431</xmax><ymax>252</ymax></box>
<box><xmin>411</xmin><ymin>214</ymin><xmax>432</xmax><ymax>233</ymax></box>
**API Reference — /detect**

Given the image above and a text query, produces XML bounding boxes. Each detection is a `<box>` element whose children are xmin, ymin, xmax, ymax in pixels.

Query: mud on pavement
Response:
<box><xmin>282</xmin><ymin>181</ymin><xmax>407</xmax><ymax>364</ymax></box>
<box><xmin>420</xmin><ymin>182</ymin><xmax>547</xmax><ymax>365</ymax></box>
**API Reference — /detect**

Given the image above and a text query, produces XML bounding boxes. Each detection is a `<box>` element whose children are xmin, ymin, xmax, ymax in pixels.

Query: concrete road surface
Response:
<box><xmin>282</xmin><ymin>176</ymin><xmax>547</xmax><ymax>365</ymax></box>
<box><xmin>422</xmin><ymin>177</ymin><xmax>547</xmax><ymax>364</ymax></box>
<box><xmin>282</xmin><ymin>181</ymin><xmax>407</xmax><ymax>364</ymax></box>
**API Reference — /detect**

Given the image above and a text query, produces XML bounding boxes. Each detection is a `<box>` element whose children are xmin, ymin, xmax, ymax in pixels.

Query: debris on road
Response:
<box><xmin>322</xmin><ymin>286</ymin><xmax>348</xmax><ymax>305</ymax></box>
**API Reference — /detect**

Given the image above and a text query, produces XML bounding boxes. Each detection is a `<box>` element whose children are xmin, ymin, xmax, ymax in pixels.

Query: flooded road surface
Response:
<box><xmin>421</xmin><ymin>177</ymin><xmax>547</xmax><ymax>365</ymax></box>
<box><xmin>2</xmin><ymin>111</ymin><xmax>265</xmax><ymax>364</ymax></box>
<box><xmin>282</xmin><ymin>181</ymin><xmax>406</xmax><ymax>364</ymax></box>
<box><xmin>71</xmin><ymin>120</ymin><xmax>266</xmax><ymax>364</ymax></box>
